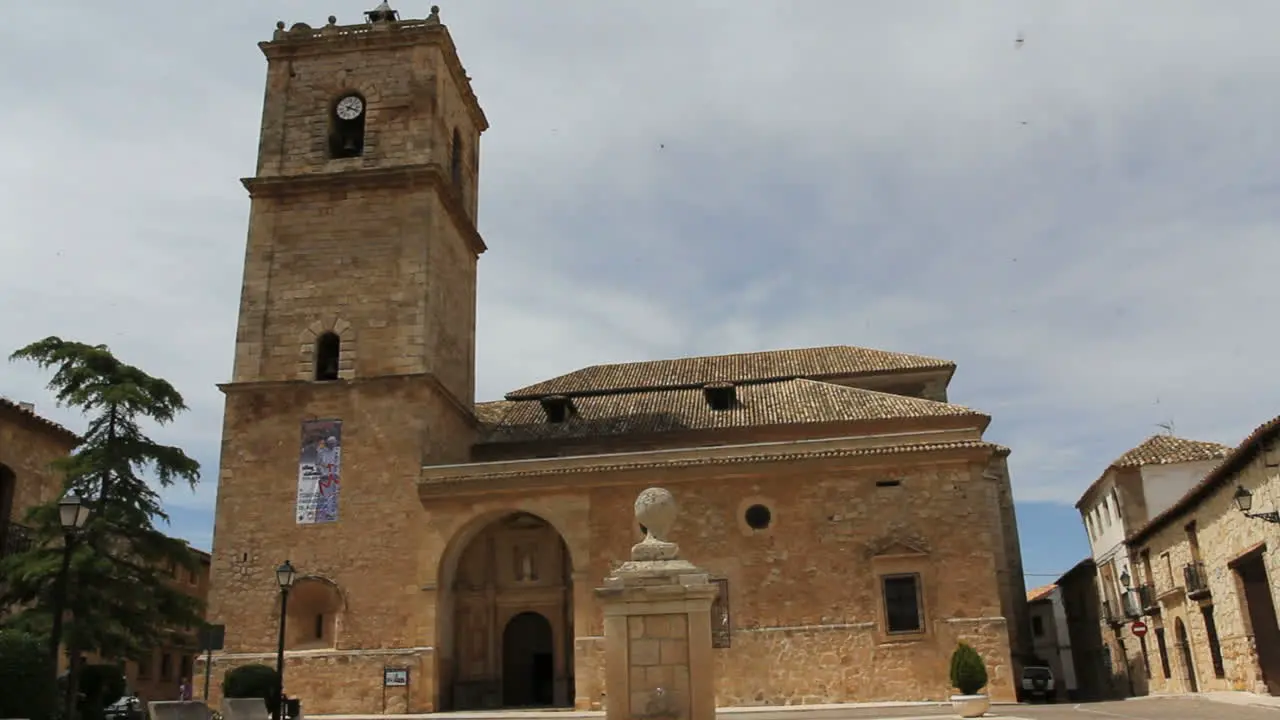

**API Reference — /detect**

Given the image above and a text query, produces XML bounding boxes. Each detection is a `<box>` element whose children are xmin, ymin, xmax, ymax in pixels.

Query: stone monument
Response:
<box><xmin>595</xmin><ymin>488</ymin><xmax>719</xmax><ymax>720</ymax></box>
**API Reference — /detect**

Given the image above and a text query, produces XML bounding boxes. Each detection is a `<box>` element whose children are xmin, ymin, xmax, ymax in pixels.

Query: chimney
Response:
<box><xmin>18</xmin><ymin>402</ymin><xmax>35</xmax><ymax>413</ymax></box>
<box><xmin>702</xmin><ymin>382</ymin><xmax>736</xmax><ymax>411</ymax></box>
<box><xmin>539</xmin><ymin>395</ymin><xmax>575</xmax><ymax>424</ymax></box>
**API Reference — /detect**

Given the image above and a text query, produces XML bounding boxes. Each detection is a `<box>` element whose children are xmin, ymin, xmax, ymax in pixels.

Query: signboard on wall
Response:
<box><xmin>383</xmin><ymin>667</ymin><xmax>409</xmax><ymax>687</ymax></box>
<box><xmin>296</xmin><ymin>419</ymin><xmax>343</xmax><ymax>525</ymax></box>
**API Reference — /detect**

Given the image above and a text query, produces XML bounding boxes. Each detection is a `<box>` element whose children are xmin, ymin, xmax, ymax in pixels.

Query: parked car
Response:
<box><xmin>104</xmin><ymin>695</ymin><xmax>143</xmax><ymax>720</ymax></box>
<box><xmin>1019</xmin><ymin>665</ymin><xmax>1056</xmax><ymax>702</ymax></box>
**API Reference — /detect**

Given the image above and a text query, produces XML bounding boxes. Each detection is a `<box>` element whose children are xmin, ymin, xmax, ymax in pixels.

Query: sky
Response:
<box><xmin>2</xmin><ymin>1</ymin><xmax>1279</xmax><ymax>590</ymax></box>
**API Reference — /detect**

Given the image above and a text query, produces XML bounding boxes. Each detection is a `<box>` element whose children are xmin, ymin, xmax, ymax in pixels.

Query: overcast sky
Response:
<box><xmin>3</xmin><ymin>1</ymin><xmax>1278</xmax><ymax>586</ymax></box>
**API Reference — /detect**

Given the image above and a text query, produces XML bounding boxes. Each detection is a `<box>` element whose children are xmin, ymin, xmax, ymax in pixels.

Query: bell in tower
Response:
<box><xmin>365</xmin><ymin>1</ymin><xmax>400</xmax><ymax>23</ymax></box>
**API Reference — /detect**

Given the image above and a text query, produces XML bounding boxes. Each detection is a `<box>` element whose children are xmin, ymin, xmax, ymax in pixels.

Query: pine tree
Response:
<box><xmin>0</xmin><ymin>338</ymin><xmax>203</xmax><ymax>681</ymax></box>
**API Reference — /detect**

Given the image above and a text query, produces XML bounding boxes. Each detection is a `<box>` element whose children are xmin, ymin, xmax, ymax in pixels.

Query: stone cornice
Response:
<box><xmin>218</xmin><ymin>372</ymin><xmax>478</xmax><ymax>431</ymax></box>
<box><xmin>241</xmin><ymin>164</ymin><xmax>486</xmax><ymax>257</ymax></box>
<box><xmin>419</xmin><ymin>434</ymin><xmax>1003</xmax><ymax>499</ymax></box>
<box><xmin>259</xmin><ymin>19</ymin><xmax>488</xmax><ymax>132</ymax></box>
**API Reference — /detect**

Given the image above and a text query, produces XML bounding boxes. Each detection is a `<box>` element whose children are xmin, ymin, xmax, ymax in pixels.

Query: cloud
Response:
<box><xmin>3</xmin><ymin>1</ymin><xmax>1280</xmax><ymax>569</ymax></box>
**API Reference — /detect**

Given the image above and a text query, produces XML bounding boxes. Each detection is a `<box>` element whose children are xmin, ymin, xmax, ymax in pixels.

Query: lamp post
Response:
<box><xmin>1233</xmin><ymin>486</ymin><xmax>1280</xmax><ymax>524</ymax></box>
<box><xmin>49</xmin><ymin>494</ymin><xmax>91</xmax><ymax>719</ymax></box>
<box><xmin>273</xmin><ymin>560</ymin><xmax>297</xmax><ymax>720</ymax></box>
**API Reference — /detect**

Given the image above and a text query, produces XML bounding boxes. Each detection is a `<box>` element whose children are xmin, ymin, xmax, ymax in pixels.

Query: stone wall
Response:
<box><xmin>206</xmin><ymin>446</ymin><xmax>1017</xmax><ymax>713</ymax></box>
<box><xmin>205</xmin><ymin>376</ymin><xmax>474</xmax><ymax>656</ymax></box>
<box><xmin>0</xmin><ymin>403</ymin><xmax>78</xmax><ymax>525</ymax></box>
<box><xmin>1120</xmin><ymin>438</ymin><xmax>1280</xmax><ymax>697</ymax></box>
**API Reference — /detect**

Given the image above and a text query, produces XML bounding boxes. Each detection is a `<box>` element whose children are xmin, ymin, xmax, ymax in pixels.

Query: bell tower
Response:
<box><xmin>232</xmin><ymin>2</ymin><xmax>486</xmax><ymax>404</ymax></box>
<box><xmin>205</xmin><ymin>5</ymin><xmax>487</xmax><ymax>709</ymax></box>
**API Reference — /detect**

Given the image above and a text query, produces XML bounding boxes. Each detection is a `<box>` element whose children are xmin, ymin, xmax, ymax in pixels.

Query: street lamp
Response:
<box><xmin>1233</xmin><ymin>486</ymin><xmax>1280</xmax><ymax>524</ymax></box>
<box><xmin>1120</xmin><ymin>569</ymin><xmax>1131</xmax><ymax>589</ymax></box>
<box><xmin>273</xmin><ymin>560</ymin><xmax>297</xmax><ymax>720</ymax></box>
<box><xmin>49</xmin><ymin>494</ymin><xmax>91</xmax><ymax>718</ymax></box>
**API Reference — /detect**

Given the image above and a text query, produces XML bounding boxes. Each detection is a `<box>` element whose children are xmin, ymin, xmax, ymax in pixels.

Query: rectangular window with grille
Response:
<box><xmin>711</xmin><ymin>578</ymin><xmax>731</xmax><ymax>648</ymax></box>
<box><xmin>882</xmin><ymin>574</ymin><xmax>923</xmax><ymax>634</ymax></box>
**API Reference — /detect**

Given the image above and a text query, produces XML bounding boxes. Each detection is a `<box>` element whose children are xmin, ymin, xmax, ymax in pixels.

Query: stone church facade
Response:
<box><xmin>203</xmin><ymin>5</ymin><xmax>1030</xmax><ymax>714</ymax></box>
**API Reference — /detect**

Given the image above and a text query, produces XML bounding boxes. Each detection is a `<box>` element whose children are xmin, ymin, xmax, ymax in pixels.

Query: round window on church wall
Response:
<box><xmin>744</xmin><ymin>504</ymin><xmax>772</xmax><ymax>530</ymax></box>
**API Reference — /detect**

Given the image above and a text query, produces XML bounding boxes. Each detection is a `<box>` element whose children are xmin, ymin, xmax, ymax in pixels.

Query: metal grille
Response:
<box><xmin>711</xmin><ymin>578</ymin><xmax>731</xmax><ymax>648</ymax></box>
<box><xmin>0</xmin><ymin>522</ymin><xmax>33</xmax><ymax>560</ymax></box>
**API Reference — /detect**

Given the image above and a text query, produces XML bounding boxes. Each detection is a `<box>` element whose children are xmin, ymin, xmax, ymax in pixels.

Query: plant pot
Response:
<box><xmin>949</xmin><ymin>693</ymin><xmax>990</xmax><ymax>718</ymax></box>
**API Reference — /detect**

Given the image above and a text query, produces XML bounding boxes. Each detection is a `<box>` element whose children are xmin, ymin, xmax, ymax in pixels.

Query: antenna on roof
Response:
<box><xmin>1155</xmin><ymin>420</ymin><xmax>1176</xmax><ymax>435</ymax></box>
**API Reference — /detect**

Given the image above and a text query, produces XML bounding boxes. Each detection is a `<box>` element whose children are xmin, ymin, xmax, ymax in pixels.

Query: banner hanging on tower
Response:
<box><xmin>297</xmin><ymin>418</ymin><xmax>343</xmax><ymax>524</ymax></box>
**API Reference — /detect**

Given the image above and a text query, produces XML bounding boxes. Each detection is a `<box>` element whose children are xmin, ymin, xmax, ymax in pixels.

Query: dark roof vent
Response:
<box><xmin>702</xmin><ymin>382</ymin><xmax>737</xmax><ymax>411</ymax></box>
<box><xmin>539</xmin><ymin>395</ymin><xmax>576</xmax><ymax>424</ymax></box>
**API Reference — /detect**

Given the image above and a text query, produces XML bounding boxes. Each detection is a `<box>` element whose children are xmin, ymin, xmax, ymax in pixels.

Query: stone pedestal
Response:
<box><xmin>595</xmin><ymin>488</ymin><xmax>718</xmax><ymax>720</ymax></box>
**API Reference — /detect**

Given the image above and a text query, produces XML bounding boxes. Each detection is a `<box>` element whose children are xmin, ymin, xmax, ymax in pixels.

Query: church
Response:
<box><xmin>203</xmin><ymin>4</ymin><xmax>1031</xmax><ymax>714</ymax></box>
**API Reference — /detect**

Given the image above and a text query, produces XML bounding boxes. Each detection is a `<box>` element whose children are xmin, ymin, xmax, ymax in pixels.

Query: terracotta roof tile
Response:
<box><xmin>476</xmin><ymin>378</ymin><xmax>983</xmax><ymax>444</ymax></box>
<box><xmin>506</xmin><ymin>345</ymin><xmax>955</xmax><ymax>399</ymax></box>
<box><xmin>1128</xmin><ymin>414</ymin><xmax>1280</xmax><ymax>546</ymax></box>
<box><xmin>1111</xmin><ymin>434</ymin><xmax>1231</xmax><ymax>468</ymax></box>
<box><xmin>1026</xmin><ymin>584</ymin><xmax>1056</xmax><ymax>603</ymax></box>
<box><xmin>0</xmin><ymin>397</ymin><xmax>80</xmax><ymax>444</ymax></box>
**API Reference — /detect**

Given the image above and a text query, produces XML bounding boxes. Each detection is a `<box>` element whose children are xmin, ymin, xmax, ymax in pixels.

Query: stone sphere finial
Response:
<box><xmin>328</xmin><ymin>15</ymin><xmax>337</xmax><ymax>25</ymax></box>
<box><xmin>276</xmin><ymin>20</ymin><xmax>286</xmax><ymax>30</ymax></box>
<box><xmin>635</xmin><ymin>487</ymin><xmax>677</xmax><ymax>541</ymax></box>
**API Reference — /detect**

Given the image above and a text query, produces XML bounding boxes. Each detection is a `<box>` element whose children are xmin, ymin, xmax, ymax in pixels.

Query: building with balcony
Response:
<box><xmin>1121</xmin><ymin>415</ymin><xmax>1280</xmax><ymax>698</ymax></box>
<box><xmin>1074</xmin><ymin>433</ymin><xmax>1232</xmax><ymax>693</ymax></box>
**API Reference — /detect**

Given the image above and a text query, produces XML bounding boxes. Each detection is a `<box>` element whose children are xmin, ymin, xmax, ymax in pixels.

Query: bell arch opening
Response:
<box><xmin>437</xmin><ymin>511</ymin><xmax>574</xmax><ymax>711</ymax></box>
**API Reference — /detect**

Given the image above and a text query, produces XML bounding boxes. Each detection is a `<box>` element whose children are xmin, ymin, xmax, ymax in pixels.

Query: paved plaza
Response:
<box><xmin>725</xmin><ymin>696</ymin><xmax>1280</xmax><ymax>720</ymax></box>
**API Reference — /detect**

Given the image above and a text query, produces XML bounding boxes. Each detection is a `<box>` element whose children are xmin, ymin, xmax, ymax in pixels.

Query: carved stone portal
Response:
<box><xmin>450</xmin><ymin>512</ymin><xmax>573</xmax><ymax>710</ymax></box>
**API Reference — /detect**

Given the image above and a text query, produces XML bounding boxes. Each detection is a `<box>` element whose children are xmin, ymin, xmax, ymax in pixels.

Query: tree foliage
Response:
<box><xmin>949</xmin><ymin>642</ymin><xmax>989</xmax><ymax>696</ymax></box>
<box><xmin>0</xmin><ymin>337</ymin><xmax>203</xmax><ymax>664</ymax></box>
<box><xmin>0</xmin><ymin>628</ymin><xmax>56</xmax><ymax>720</ymax></box>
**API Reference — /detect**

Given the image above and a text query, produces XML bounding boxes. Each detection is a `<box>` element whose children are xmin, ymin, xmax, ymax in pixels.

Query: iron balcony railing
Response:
<box><xmin>1120</xmin><ymin>590</ymin><xmax>1143</xmax><ymax>619</ymax></box>
<box><xmin>1137</xmin><ymin>584</ymin><xmax>1160</xmax><ymax>613</ymax></box>
<box><xmin>0</xmin><ymin>522</ymin><xmax>35</xmax><ymax>560</ymax></box>
<box><xmin>1184</xmin><ymin>561</ymin><xmax>1211</xmax><ymax>599</ymax></box>
<box><xmin>1102</xmin><ymin>600</ymin><xmax>1124</xmax><ymax>626</ymax></box>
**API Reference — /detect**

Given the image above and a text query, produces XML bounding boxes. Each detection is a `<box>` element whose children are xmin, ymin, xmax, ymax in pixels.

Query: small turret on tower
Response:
<box><xmin>365</xmin><ymin>1</ymin><xmax>399</xmax><ymax>23</ymax></box>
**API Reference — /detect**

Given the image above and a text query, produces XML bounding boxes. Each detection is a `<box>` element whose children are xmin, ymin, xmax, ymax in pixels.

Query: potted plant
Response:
<box><xmin>948</xmin><ymin>642</ymin><xmax>991</xmax><ymax>718</ymax></box>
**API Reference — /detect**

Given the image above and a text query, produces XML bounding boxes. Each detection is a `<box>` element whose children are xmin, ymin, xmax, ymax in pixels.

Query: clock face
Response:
<box><xmin>335</xmin><ymin>95</ymin><xmax>364</xmax><ymax>121</ymax></box>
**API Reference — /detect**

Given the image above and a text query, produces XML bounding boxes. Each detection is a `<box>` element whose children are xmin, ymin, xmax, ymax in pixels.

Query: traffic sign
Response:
<box><xmin>1131</xmin><ymin>619</ymin><xmax>1148</xmax><ymax>638</ymax></box>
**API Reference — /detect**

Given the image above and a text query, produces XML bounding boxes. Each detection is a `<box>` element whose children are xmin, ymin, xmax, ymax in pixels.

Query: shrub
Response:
<box><xmin>0</xmin><ymin>628</ymin><xmax>56</xmax><ymax>720</ymax></box>
<box><xmin>79</xmin><ymin>663</ymin><xmax>127</xmax><ymax>720</ymax></box>
<box><xmin>223</xmin><ymin>664</ymin><xmax>279</xmax><ymax>709</ymax></box>
<box><xmin>949</xmin><ymin>642</ymin><xmax>989</xmax><ymax>696</ymax></box>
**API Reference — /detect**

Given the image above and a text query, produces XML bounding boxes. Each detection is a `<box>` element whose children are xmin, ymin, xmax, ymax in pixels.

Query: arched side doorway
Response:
<box><xmin>1175</xmin><ymin>617</ymin><xmax>1198</xmax><ymax>693</ymax></box>
<box><xmin>444</xmin><ymin>512</ymin><xmax>574</xmax><ymax>710</ymax></box>
<box><xmin>503</xmin><ymin>612</ymin><xmax>555</xmax><ymax>707</ymax></box>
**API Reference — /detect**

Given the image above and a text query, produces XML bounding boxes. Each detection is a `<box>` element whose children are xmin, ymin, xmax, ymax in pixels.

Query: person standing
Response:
<box><xmin>179</xmin><ymin>677</ymin><xmax>193</xmax><ymax>702</ymax></box>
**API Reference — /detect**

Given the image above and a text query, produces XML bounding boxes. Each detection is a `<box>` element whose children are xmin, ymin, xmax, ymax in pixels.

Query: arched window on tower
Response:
<box><xmin>329</xmin><ymin>92</ymin><xmax>367</xmax><ymax>159</ymax></box>
<box><xmin>315</xmin><ymin>332</ymin><xmax>341</xmax><ymax>381</ymax></box>
<box><xmin>450</xmin><ymin>128</ymin><xmax>464</xmax><ymax>192</ymax></box>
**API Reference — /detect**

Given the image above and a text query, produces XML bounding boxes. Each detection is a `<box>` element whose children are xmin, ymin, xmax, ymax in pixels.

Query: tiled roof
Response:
<box><xmin>1111</xmin><ymin>434</ymin><xmax>1232</xmax><ymax>468</ymax></box>
<box><xmin>505</xmin><ymin>345</ymin><xmax>955</xmax><ymax>399</ymax></box>
<box><xmin>476</xmin><ymin>378</ymin><xmax>983</xmax><ymax>444</ymax></box>
<box><xmin>1076</xmin><ymin>433</ymin><xmax>1232</xmax><ymax>509</ymax></box>
<box><xmin>1128</xmin><ymin>414</ymin><xmax>1280</xmax><ymax>546</ymax></box>
<box><xmin>1026</xmin><ymin>584</ymin><xmax>1056</xmax><ymax>603</ymax></box>
<box><xmin>0</xmin><ymin>397</ymin><xmax>80</xmax><ymax>444</ymax></box>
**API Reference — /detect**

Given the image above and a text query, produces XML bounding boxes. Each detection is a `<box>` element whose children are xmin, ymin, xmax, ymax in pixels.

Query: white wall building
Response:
<box><xmin>1075</xmin><ymin>435</ymin><xmax>1231</xmax><ymax>624</ymax></box>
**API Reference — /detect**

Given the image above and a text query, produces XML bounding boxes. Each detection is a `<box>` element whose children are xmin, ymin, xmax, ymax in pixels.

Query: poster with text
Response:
<box><xmin>297</xmin><ymin>419</ymin><xmax>343</xmax><ymax>525</ymax></box>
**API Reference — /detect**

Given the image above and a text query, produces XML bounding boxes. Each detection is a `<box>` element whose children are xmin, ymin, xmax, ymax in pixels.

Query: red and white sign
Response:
<box><xmin>1131</xmin><ymin>620</ymin><xmax>1148</xmax><ymax>638</ymax></box>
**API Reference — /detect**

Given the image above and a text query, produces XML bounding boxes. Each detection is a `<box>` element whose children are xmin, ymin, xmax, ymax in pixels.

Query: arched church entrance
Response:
<box><xmin>443</xmin><ymin>512</ymin><xmax>574</xmax><ymax>710</ymax></box>
<box><xmin>502</xmin><ymin>612</ymin><xmax>555</xmax><ymax>707</ymax></box>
